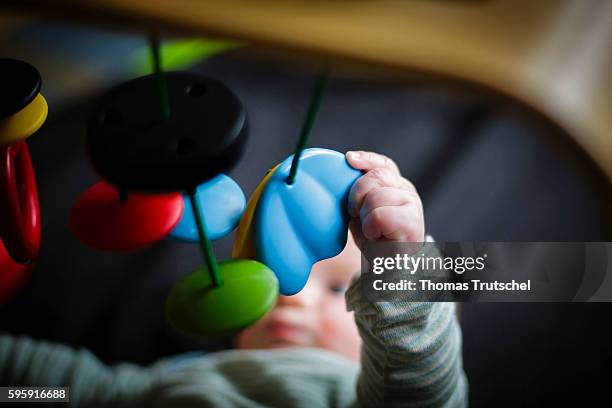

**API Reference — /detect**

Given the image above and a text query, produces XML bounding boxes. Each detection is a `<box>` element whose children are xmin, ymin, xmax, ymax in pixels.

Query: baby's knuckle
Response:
<box><xmin>366</xmin><ymin>167</ymin><xmax>392</xmax><ymax>182</ymax></box>
<box><xmin>370</xmin><ymin>207</ymin><xmax>387</xmax><ymax>225</ymax></box>
<box><xmin>401</xmin><ymin>177</ymin><xmax>418</xmax><ymax>193</ymax></box>
<box><xmin>405</xmin><ymin>190</ymin><xmax>421</xmax><ymax>205</ymax></box>
<box><xmin>367</xmin><ymin>186</ymin><xmax>388</xmax><ymax>201</ymax></box>
<box><xmin>383</xmin><ymin>155</ymin><xmax>399</xmax><ymax>171</ymax></box>
<box><xmin>359</xmin><ymin>151</ymin><xmax>373</xmax><ymax>162</ymax></box>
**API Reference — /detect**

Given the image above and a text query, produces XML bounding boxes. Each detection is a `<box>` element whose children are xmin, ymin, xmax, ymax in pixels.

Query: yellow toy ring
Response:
<box><xmin>0</xmin><ymin>93</ymin><xmax>48</xmax><ymax>146</ymax></box>
<box><xmin>232</xmin><ymin>164</ymin><xmax>280</xmax><ymax>259</ymax></box>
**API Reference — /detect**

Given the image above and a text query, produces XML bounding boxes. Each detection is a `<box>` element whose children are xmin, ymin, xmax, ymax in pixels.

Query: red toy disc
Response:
<box><xmin>0</xmin><ymin>238</ymin><xmax>32</xmax><ymax>303</ymax></box>
<box><xmin>70</xmin><ymin>181</ymin><xmax>184</xmax><ymax>251</ymax></box>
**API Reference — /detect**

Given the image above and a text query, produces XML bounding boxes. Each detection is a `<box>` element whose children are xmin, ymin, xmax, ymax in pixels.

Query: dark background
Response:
<box><xmin>1</xmin><ymin>25</ymin><xmax>611</xmax><ymax>407</ymax></box>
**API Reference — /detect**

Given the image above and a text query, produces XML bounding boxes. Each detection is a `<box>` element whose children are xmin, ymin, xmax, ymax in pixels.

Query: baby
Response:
<box><xmin>0</xmin><ymin>151</ymin><xmax>467</xmax><ymax>407</ymax></box>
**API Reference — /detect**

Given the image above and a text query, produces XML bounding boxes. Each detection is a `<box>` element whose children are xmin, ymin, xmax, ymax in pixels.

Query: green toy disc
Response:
<box><xmin>165</xmin><ymin>259</ymin><xmax>278</xmax><ymax>336</ymax></box>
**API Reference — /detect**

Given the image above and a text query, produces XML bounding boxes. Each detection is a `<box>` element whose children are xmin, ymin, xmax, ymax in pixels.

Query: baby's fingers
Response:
<box><xmin>359</xmin><ymin>187</ymin><xmax>416</xmax><ymax>220</ymax></box>
<box><xmin>361</xmin><ymin>205</ymin><xmax>424</xmax><ymax>242</ymax></box>
<box><xmin>348</xmin><ymin>167</ymin><xmax>416</xmax><ymax>217</ymax></box>
<box><xmin>346</xmin><ymin>151</ymin><xmax>400</xmax><ymax>174</ymax></box>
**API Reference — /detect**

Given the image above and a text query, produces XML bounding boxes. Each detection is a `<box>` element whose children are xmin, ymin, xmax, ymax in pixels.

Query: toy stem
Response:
<box><xmin>286</xmin><ymin>69</ymin><xmax>329</xmax><ymax>185</ymax></box>
<box><xmin>149</xmin><ymin>32</ymin><xmax>170</xmax><ymax>122</ymax></box>
<box><xmin>188</xmin><ymin>189</ymin><xmax>223</xmax><ymax>288</ymax></box>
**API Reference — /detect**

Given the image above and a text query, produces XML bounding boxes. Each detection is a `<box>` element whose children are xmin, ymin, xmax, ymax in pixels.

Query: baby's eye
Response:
<box><xmin>328</xmin><ymin>284</ymin><xmax>347</xmax><ymax>294</ymax></box>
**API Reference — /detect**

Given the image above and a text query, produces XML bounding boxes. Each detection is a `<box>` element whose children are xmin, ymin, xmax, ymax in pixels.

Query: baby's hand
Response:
<box><xmin>346</xmin><ymin>151</ymin><xmax>424</xmax><ymax>249</ymax></box>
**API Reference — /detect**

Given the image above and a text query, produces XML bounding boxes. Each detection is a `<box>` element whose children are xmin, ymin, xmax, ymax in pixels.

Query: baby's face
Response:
<box><xmin>236</xmin><ymin>234</ymin><xmax>362</xmax><ymax>361</ymax></box>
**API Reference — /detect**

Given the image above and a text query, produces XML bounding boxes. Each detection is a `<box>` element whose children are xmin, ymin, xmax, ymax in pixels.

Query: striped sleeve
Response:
<box><xmin>0</xmin><ymin>333</ymin><xmax>157</xmax><ymax>407</ymax></box>
<box><xmin>345</xmin><ymin>241</ymin><xmax>468</xmax><ymax>407</ymax></box>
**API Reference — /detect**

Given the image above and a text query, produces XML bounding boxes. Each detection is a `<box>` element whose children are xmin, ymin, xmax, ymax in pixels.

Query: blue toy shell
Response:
<box><xmin>170</xmin><ymin>174</ymin><xmax>245</xmax><ymax>242</ymax></box>
<box><xmin>253</xmin><ymin>148</ymin><xmax>361</xmax><ymax>295</ymax></box>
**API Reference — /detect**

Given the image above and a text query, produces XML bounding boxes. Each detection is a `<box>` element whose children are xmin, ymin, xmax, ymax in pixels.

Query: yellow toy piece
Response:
<box><xmin>0</xmin><ymin>94</ymin><xmax>48</xmax><ymax>146</ymax></box>
<box><xmin>232</xmin><ymin>164</ymin><xmax>279</xmax><ymax>259</ymax></box>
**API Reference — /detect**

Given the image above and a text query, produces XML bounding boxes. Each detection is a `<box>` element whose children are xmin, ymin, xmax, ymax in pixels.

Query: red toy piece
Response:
<box><xmin>70</xmin><ymin>181</ymin><xmax>184</xmax><ymax>251</ymax></box>
<box><xmin>0</xmin><ymin>141</ymin><xmax>41</xmax><ymax>263</ymax></box>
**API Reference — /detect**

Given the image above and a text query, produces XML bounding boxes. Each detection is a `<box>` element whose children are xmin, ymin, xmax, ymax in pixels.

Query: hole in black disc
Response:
<box><xmin>177</xmin><ymin>138</ymin><xmax>196</xmax><ymax>155</ymax></box>
<box><xmin>186</xmin><ymin>83</ymin><xmax>206</xmax><ymax>96</ymax></box>
<box><xmin>100</xmin><ymin>107</ymin><xmax>122</xmax><ymax>126</ymax></box>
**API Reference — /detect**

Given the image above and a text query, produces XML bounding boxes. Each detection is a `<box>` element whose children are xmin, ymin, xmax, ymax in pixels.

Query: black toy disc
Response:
<box><xmin>87</xmin><ymin>72</ymin><xmax>248</xmax><ymax>192</ymax></box>
<box><xmin>0</xmin><ymin>59</ymin><xmax>42</xmax><ymax>119</ymax></box>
